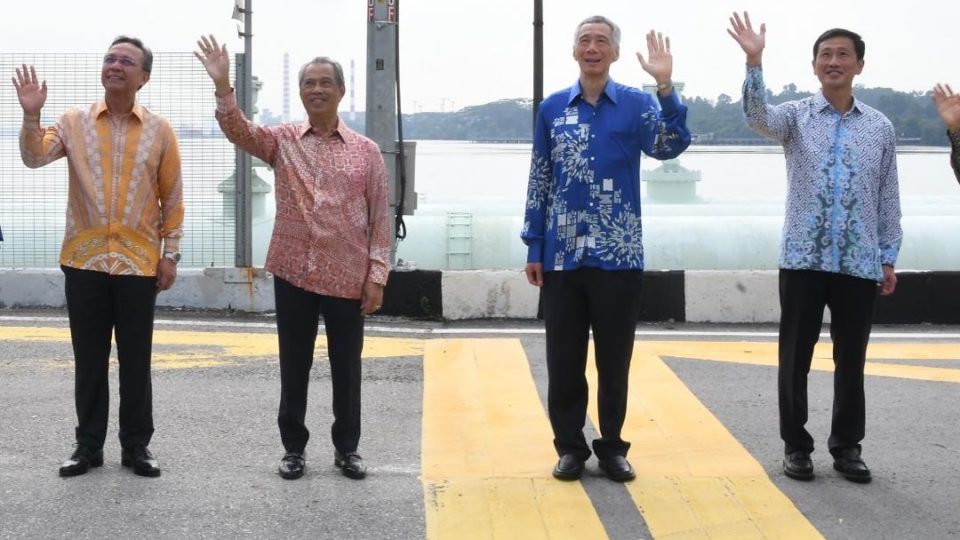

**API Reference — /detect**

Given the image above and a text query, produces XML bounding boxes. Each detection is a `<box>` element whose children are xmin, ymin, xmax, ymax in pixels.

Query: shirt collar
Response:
<box><xmin>566</xmin><ymin>78</ymin><xmax>619</xmax><ymax>106</ymax></box>
<box><xmin>93</xmin><ymin>101</ymin><xmax>145</xmax><ymax>122</ymax></box>
<box><xmin>813</xmin><ymin>91</ymin><xmax>863</xmax><ymax>116</ymax></box>
<box><xmin>299</xmin><ymin>116</ymin><xmax>353</xmax><ymax>142</ymax></box>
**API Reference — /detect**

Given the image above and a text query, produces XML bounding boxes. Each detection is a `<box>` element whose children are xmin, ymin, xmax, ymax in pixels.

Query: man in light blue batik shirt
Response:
<box><xmin>521</xmin><ymin>15</ymin><xmax>690</xmax><ymax>483</ymax></box>
<box><xmin>729</xmin><ymin>12</ymin><xmax>902</xmax><ymax>485</ymax></box>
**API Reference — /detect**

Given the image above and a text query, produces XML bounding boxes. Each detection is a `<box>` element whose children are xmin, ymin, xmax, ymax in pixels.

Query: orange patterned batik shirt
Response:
<box><xmin>216</xmin><ymin>92</ymin><xmax>390</xmax><ymax>299</ymax></box>
<box><xmin>20</xmin><ymin>101</ymin><xmax>184</xmax><ymax>276</ymax></box>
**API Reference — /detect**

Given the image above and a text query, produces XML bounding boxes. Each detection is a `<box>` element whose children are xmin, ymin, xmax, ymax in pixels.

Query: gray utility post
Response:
<box><xmin>233</xmin><ymin>0</ymin><xmax>254</xmax><ymax>267</ymax></box>
<box><xmin>533</xmin><ymin>0</ymin><xmax>543</xmax><ymax>121</ymax></box>
<box><xmin>366</xmin><ymin>0</ymin><xmax>415</xmax><ymax>265</ymax></box>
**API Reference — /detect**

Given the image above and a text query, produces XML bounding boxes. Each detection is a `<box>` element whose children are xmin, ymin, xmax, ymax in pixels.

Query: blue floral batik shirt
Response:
<box><xmin>521</xmin><ymin>79</ymin><xmax>690</xmax><ymax>271</ymax></box>
<box><xmin>743</xmin><ymin>65</ymin><xmax>902</xmax><ymax>282</ymax></box>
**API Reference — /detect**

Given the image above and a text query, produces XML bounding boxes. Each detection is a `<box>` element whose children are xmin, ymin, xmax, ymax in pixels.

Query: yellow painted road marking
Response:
<box><xmin>648</xmin><ymin>341</ymin><xmax>960</xmax><ymax>384</ymax></box>
<box><xmin>3</xmin><ymin>327</ymin><xmax>954</xmax><ymax>381</ymax></box>
<box><xmin>0</xmin><ymin>326</ymin><xmax>424</xmax><ymax>370</ymax></box>
<box><xmin>588</xmin><ymin>341</ymin><xmax>825</xmax><ymax>539</ymax></box>
<box><xmin>422</xmin><ymin>339</ymin><xmax>605</xmax><ymax>539</ymax></box>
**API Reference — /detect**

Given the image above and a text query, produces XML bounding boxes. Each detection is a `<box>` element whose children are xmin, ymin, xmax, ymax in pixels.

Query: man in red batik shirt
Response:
<box><xmin>196</xmin><ymin>35</ymin><xmax>390</xmax><ymax>481</ymax></box>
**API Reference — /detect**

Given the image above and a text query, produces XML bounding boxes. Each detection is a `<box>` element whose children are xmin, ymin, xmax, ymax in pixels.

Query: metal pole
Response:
<box><xmin>533</xmin><ymin>0</ymin><xmax>545</xmax><ymax>319</ymax></box>
<box><xmin>366</xmin><ymin>0</ymin><xmax>399</xmax><ymax>264</ymax></box>
<box><xmin>533</xmin><ymin>0</ymin><xmax>543</xmax><ymax>122</ymax></box>
<box><xmin>234</xmin><ymin>0</ymin><xmax>254</xmax><ymax>267</ymax></box>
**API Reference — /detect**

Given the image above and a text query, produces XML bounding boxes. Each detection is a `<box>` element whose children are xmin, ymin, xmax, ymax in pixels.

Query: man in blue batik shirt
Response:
<box><xmin>729</xmin><ymin>12</ymin><xmax>902</xmax><ymax>485</ymax></box>
<box><xmin>521</xmin><ymin>15</ymin><xmax>690</xmax><ymax>482</ymax></box>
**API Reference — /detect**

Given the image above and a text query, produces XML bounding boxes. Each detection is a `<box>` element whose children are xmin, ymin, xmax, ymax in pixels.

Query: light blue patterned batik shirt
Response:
<box><xmin>742</xmin><ymin>65</ymin><xmax>902</xmax><ymax>282</ymax></box>
<box><xmin>521</xmin><ymin>79</ymin><xmax>690</xmax><ymax>271</ymax></box>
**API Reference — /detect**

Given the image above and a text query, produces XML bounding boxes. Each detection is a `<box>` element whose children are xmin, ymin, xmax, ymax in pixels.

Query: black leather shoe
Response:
<box><xmin>783</xmin><ymin>451</ymin><xmax>815</xmax><ymax>481</ymax></box>
<box><xmin>833</xmin><ymin>448</ymin><xmax>871</xmax><ymax>483</ymax></box>
<box><xmin>335</xmin><ymin>451</ymin><xmax>367</xmax><ymax>480</ymax></box>
<box><xmin>278</xmin><ymin>452</ymin><xmax>305</xmax><ymax>480</ymax></box>
<box><xmin>121</xmin><ymin>446</ymin><xmax>161</xmax><ymax>478</ymax></box>
<box><xmin>552</xmin><ymin>454</ymin><xmax>585</xmax><ymax>481</ymax></box>
<box><xmin>598</xmin><ymin>456</ymin><xmax>636</xmax><ymax>482</ymax></box>
<box><xmin>59</xmin><ymin>446</ymin><xmax>104</xmax><ymax>477</ymax></box>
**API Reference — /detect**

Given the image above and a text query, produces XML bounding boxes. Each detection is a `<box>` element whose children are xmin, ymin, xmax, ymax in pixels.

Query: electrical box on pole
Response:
<box><xmin>366</xmin><ymin>0</ymin><xmax>416</xmax><ymax>265</ymax></box>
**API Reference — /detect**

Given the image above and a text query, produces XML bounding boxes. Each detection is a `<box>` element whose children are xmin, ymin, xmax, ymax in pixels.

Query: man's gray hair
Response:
<box><xmin>298</xmin><ymin>57</ymin><xmax>345</xmax><ymax>90</ymax></box>
<box><xmin>574</xmin><ymin>15</ymin><xmax>621</xmax><ymax>48</ymax></box>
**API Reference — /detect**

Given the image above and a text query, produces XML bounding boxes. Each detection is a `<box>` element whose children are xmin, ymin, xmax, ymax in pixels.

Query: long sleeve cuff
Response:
<box><xmin>367</xmin><ymin>262</ymin><xmax>390</xmax><ymax>287</ymax></box>
<box><xmin>657</xmin><ymin>87</ymin><xmax>684</xmax><ymax>113</ymax></box>
<box><xmin>744</xmin><ymin>64</ymin><xmax>764</xmax><ymax>91</ymax></box>
<box><xmin>163</xmin><ymin>238</ymin><xmax>182</xmax><ymax>253</ymax></box>
<box><xmin>948</xmin><ymin>129</ymin><xmax>960</xmax><ymax>150</ymax></box>
<box><xmin>216</xmin><ymin>90</ymin><xmax>238</xmax><ymax>115</ymax></box>
<box><xmin>880</xmin><ymin>246</ymin><xmax>899</xmax><ymax>267</ymax></box>
<box><xmin>525</xmin><ymin>240</ymin><xmax>544</xmax><ymax>264</ymax></box>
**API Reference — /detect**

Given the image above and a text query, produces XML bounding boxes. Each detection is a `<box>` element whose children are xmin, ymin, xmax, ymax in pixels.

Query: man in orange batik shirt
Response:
<box><xmin>14</xmin><ymin>35</ymin><xmax>184</xmax><ymax>479</ymax></box>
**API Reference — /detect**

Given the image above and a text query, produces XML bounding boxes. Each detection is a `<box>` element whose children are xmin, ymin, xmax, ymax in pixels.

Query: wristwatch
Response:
<box><xmin>656</xmin><ymin>79</ymin><xmax>673</xmax><ymax>92</ymax></box>
<box><xmin>163</xmin><ymin>251</ymin><xmax>181</xmax><ymax>264</ymax></box>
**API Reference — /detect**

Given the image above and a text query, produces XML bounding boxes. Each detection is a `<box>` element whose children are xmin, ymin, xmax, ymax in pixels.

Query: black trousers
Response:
<box><xmin>274</xmin><ymin>277</ymin><xmax>364</xmax><ymax>455</ymax></box>
<box><xmin>778</xmin><ymin>269</ymin><xmax>878</xmax><ymax>456</ymax></box>
<box><xmin>62</xmin><ymin>265</ymin><xmax>157</xmax><ymax>451</ymax></box>
<box><xmin>542</xmin><ymin>268</ymin><xmax>643</xmax><ymax>460</ymax></box>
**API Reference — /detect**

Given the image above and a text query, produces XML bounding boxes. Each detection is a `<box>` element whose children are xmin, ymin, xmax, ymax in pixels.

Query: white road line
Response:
<box><xmin>1</xmin><ymin>315</ymin><xmax>958</xmax><ymax>339</ymax></box>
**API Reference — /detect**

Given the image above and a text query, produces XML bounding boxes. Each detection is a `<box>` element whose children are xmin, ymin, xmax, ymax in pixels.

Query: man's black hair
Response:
<box><xmin>813</xmin><ymin>28</ymin><xmax>864</xmax><ymax>61</ymax></box>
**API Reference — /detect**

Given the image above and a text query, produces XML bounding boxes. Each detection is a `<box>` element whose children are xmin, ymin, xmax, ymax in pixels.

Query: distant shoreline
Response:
<box><xmin>423</xmin><ymin>140</ymin><xmax>950</xmax><ymax>154</ymax></box>
<box><xmin>1</xmin><ymin>131</ymin><xmax>947</xmax><ymax>154</ymax></box>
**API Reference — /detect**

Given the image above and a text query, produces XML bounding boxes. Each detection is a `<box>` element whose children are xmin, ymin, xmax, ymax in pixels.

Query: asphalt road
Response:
<box><xmin>0</xmin><ymin>310</ymin><xmax>957</xmax><ymax>539</ymax></box>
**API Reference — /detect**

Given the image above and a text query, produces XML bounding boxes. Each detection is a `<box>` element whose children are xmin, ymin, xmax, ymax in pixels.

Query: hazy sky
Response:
<box><xmin>2</xmin><ymin>0</ymin><xmax>957</xmax><ymax>114</ymax></box>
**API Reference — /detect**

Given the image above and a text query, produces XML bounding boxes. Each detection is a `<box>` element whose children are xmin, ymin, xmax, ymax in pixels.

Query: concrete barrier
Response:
<box><xmin>0</xmin><ymin>268</ymin><xmax>957</xmax><ymax>324</ymax></box>
<box><xmin>684</xmin><ymin>271</ymin><xmax>781</xmax><ymax>323</ymax></box>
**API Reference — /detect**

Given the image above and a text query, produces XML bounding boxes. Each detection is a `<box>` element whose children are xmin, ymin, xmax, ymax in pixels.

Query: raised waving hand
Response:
<box><xmin>933</xmin><ymin>83</ymin><xmax>960</xmax><ymax>132</ymax></box>
<box><xmin>12</xmin><ymin>65</ymin><xmax>47</xmax><ymax>118</ymax></box>
<box><xmin>194</xmin><ymin>35</ymin><xmax>232</xmax><ymax>95</ymax></box>
<box><xmin>635</xmin><ymin>30</ymin><xmax>673</xmax><ymax>87</ymax></box>
<box><xmin>727</xmin><ymin>11</ymin><xmax>766</xmax><ymax>64</ymax></box>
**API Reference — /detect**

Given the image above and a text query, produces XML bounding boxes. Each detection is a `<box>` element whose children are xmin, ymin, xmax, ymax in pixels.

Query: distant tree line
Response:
<box><xmin>686</xmin><ymin>84</ymin><xmax>947</xmax><ymax>145</ymax></box>
<box><xmin>395</xmin><ymin>98</ymin><xmax>535</xmax><ymax>142</ymax></box>
<box><xmin>287</xmin><ymin>85</ymin><xmax>949</xmax><ymax>145</ymax></box>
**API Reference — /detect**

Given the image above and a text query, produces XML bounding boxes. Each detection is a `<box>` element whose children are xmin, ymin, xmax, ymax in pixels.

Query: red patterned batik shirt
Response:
<box><xmin>216</xmin><ymin>92</ymin><xmax>390</xmax><ymax>299</ymax></box>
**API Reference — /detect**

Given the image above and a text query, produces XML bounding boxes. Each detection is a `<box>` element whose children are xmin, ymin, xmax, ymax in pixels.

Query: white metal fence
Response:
<box><xmin>0</xmin><ymin>52</ymin><xmax>236</xmax><ymax>268</ymax></box>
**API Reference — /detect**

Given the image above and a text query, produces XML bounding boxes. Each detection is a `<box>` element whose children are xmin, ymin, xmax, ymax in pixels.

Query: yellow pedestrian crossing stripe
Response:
<box><xmin>421</xmin><ymin>339</ymin><xmax>605</xmax><ymax>539</ymax></box>
<box><xmin>588</xmin><ymin>342</ymin><xmax>823</xmax><ymax>539</ymax></box>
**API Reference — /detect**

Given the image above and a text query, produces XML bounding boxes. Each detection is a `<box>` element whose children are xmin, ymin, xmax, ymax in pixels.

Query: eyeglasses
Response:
<box><xmin>103</xmin><ymin>54</ymin><xmax>138</xmax><ymax>67</ymax></box>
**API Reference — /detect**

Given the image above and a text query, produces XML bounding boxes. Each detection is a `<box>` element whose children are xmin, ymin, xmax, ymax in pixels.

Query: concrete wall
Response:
<box><xmin>684</xmin><ymin>271</ymin><xmax>783</xmax><ymax>323</ymax></box>
<box><xmin>441</xmin><ymin>271</ymin><xmax>538</xmax><ymax>319</ymax></box>
<box><xmin>0</xmin><ymin>268</ymin><xmax>274</xmax><ymax>312</ymax></box>
<box><xmin>1</xmin><ymin>268</ymin><xmax>957</xmax><ymax>324</ymax></box>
